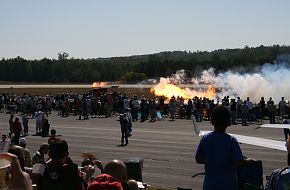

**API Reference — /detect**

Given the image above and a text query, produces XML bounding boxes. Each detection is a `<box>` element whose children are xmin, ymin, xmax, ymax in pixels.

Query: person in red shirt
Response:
<box><xmin>13</xmin><ymin>117</ymin><xmax>22</xmax><ymax>145</ymax></box>
<box><xmin>88</xmin><ymin>159</ymin><xmax>128</xmax><ymax>190</ymax></box>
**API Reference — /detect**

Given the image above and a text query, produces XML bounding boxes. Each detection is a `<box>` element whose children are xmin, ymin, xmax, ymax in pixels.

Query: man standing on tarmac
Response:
<box><xmin>195</xmin><ymin>105</ymin><xmax>255</xmax><ymax>190</ymax></box>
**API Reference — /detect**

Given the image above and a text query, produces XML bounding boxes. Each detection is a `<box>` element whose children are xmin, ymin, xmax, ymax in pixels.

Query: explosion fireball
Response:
<box><xmin>150</xmin><ymin>77</ymin><xmax>216</xmax><ymax>100</ymax></box>
<box><xmin>92</xmin><ymin>82</ymin><xmax>107</xmax><ymax>88</ymax></box>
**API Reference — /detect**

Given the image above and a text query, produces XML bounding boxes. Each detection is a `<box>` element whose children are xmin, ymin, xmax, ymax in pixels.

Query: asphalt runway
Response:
<box><xmin>0</xmin><ymin>112</ymin><xmax>286</xmax><ymax>189</ymax></box>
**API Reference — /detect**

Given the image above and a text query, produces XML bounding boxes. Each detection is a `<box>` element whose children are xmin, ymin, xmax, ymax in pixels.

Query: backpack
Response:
<box><xmin>266</xmin><ymin>167</ymin><xmax>290</xmax><ymax>190</ymax></box>
<box><xmin>40</xmin><ymin>162</ymin><xmax>85</xmax><ymax>190</ymax></box>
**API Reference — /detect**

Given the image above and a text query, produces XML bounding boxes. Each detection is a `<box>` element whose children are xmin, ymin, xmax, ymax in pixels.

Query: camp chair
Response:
<box><xmin>236</xmin><ymin>160</ymin><xmax>264</xmax><ymax>190</ymax></box>
<box><xmin>192</xmin><ymin>160</ymin><xmax>264</xmax><ymax>190</ymax></box>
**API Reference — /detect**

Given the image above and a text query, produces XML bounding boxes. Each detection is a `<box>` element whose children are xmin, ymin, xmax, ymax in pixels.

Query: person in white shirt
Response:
<box><xmin>35</xmin><ymin>111</ymin><xmax>43</xmax><ymax>134</ymax></box>
<box><xmin>125</xmin><ymin>108</ymin><xmax>133</xmax><ymax>136</ymax></box>
<box><xmin>0</xmin><ymin>134</ymin><xmax>11</xmax><ymax>153</ymax></box>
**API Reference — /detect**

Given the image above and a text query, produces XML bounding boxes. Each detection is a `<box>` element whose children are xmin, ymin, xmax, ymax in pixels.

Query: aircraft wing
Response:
<box><xmin>193</xmin><ymin>118</ymin><xmax>287</xmax><ymax>151</ymax></box>
<box><xmin>198</xmin><ymin>130</ymin><xmax>287</xmax><ymax>151</ymax></box>
<box><xmin>260</xmin><ymin>124</ymin><xmax>290</xmax><ymax>129</ymax></box>
<box><xmin>228</xmin><ymin>133</ymin><xmax>287</xmax><ymax>152</ymax></box>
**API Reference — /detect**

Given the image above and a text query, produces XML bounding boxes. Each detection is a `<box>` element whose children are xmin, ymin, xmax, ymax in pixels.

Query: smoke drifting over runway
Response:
<box><xmin>151</xmin><ymin>55</ymin><xmax>290</xmax><ymax>103</ymax></box>
<box><xmin>201</xmin><ymin>63</ymin><xmax>290</xmax><ymax>103</ymax></box>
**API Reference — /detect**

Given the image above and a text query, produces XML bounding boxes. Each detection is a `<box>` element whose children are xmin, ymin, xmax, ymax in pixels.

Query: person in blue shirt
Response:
<box><xmin>195</xmin><ymin>105</ymin><xmax>255</xmax><ymax>190</ymax></box>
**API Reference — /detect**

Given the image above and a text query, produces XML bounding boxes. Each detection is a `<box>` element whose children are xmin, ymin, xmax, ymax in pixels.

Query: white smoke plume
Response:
<box><xmin>160</xmin><ymin>55</ymin><xmax>290</xmax><ymax>103</ymax></box>
<box><xmin>210</xmin><ymin>63</ymin><xmax>290</xmax><ymax>103</ymax></box>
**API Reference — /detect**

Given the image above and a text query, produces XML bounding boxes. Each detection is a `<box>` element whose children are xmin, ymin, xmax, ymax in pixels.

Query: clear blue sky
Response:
<box><xmin>1</xmin><ymin>0</ymin><xmax>290</xmax><ymax>60</ymax></box>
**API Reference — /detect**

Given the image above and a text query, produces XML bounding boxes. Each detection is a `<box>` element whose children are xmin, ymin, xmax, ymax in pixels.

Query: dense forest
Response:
<box><xmin>1</xmin><ymin>45</ymin><xmax>290</xmax><ymax>83</ymax></box>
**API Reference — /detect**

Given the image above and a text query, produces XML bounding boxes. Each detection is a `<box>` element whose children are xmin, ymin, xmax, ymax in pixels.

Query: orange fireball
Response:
<box><xmin>150</xmin><ymin>78</ymin><xmax>216</xmax><ymax>100</ymax></box>
<box><xmin>92</xmin><ymin>82</ymin><xmax>107</xmax><ymax>88</ymax></box>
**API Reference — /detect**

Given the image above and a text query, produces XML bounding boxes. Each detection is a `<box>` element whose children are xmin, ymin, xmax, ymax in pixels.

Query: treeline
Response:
<box><xmin>1</xmin><ymin>45</ymin><xmax>290</xmax><ymax>83</ymax></box>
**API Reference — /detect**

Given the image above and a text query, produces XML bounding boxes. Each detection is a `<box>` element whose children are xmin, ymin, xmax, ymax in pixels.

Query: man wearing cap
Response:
<box><xmin>19</xmin><ymin>138</ymin><xmax>32</xmax><ymax>167</ymax></box>
<box><xmin>32</xmin><ymin>143</ymin><xmax>50</xmax><ymax>165</ymax></box>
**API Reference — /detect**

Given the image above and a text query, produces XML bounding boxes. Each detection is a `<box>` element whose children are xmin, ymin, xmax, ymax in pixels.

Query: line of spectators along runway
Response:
<box><xmin>1</xmin><ymin>92</ymin><xmax>290</xmax><ymax>126</ymax></box>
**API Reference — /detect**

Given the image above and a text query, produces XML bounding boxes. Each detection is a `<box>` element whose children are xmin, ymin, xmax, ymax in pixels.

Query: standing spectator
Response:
<box><xmin>119</xmin><ymin>114</ymin><xmax>129</xmax><ymax>146</ymax></box>
<box><xmin>158</xmin><ymin>96</ymin><xmax>165</xmax><ymax>116</ymax></box>
<box><xmin>41</xmin><ymin>117</ymin><xmax>50</xmax><ymax>137</ymax></box>
<box><xmin>169</xmin><ymin>97</ymin><xmax>176</xmax><ymax>121</ymax></box>
<box><xmin>267</xmin><ymin>101</ymin><xmax>277</xmax><ymax>124</ymax></box>
<box><xmin>230</xmin><ymin>99</ymin><xmax>237</xmax><ymax>125</ymax></box>
<box><xmin>13</xmin><ymin>117</ymin><xmax>22</xmax><ymax>145</ymax></box>
<box><xmin>139</xmin><ymin>98</ymin><xmax>147</xmax><ymax>122</ymax></box>
<box><xmin>241</xmin><ymin>101</ymin><xmax>249</xmax><ymax>126</ymax></box>
<box><xmin>125</xmin><ymin>108</ymin><xmax>133</xmax><ymax>136</ymax></box>
<box><xmin>123</xmin><ymin>96</ymin><xmax>129</xmax><ymax>110</ymax></box>
<box><xmin>236</xmin><ymin>97</ymin><xmax>243</xmax><ymax>119</ymax></box>
<box><xmin>32</xmin><ymin>143</ymin><xmax>50</xmax><ymax>165</ymax></box>
<box><xmin>21</xmin><ymin>110</ymin><xmax>29</xmax><ymax>136</ymax></box>
<box><xmin>286</xmin><ymin>131</ymin><xmax>290</xmax><ymax>166</ymax></box>
<box><xmin>195</xmin><ymin>105</ymin><xmax>255</xmax><ymax>190</ymax></box>
<box><xmin>266</xmin><ymin>97</ymin><xmax>274</xmax><ymax>108</ymax></box>
<box><xmin>148</xmin><ymin>99</ymin><xmax>157</xmax><ymax>122</ymax></box>
<box><xmin>9</xmin><ymin>113</ymin><xmax>14</xmax><ymax>136</ymax></box>
<box><xmin>187</xmin><ymin>98</ymin><xmax>193</xmax><ymax>119</ymax></box>
<box><xmin>195</xmin><ymin>98</ymin><xmax>202</xmax><ymax>122</ymax></box>
<box><xmin>132</xmin><ymin>97</ymin><xmax>139</xmax><ymax>122</ymax></box>
<box><xmin>246</xmin><ymin>97</ymin><xmax>253</xmax><ymax>121</ymax></box>
<box><xmin>279</xmin><ymin>97</ymin><xmax>287</xmax><ymax>116</ymax></box>
<box><xmin>86</xmin><ymin>96</ymin><xmax>92</xmax><ymax>116</ymax></box>
<box><xmin>258</xmin><ymin>97</ymin><xmax>266</xmax><ymax>118</ymax></box>
<box><xmin>81</xmin><ymin>98</ymin><xmax>89</xmax><ymax>120</ymax></box>
<box><xmin>282</xmin><ymin>115</ymin><xmax>290</xmax><ymax>141</ymax></box>
<box><xmin>35</xmin><ymin>110</ymin><xmax>43</xmax><ymax>134</ymax></box>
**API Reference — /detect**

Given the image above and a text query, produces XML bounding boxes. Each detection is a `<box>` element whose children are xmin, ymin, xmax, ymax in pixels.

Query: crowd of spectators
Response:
<box><xmin>0</xmin><ymin>132</ymin><xmax>144</xmax><ymax>190</ymax></box>
<box><xmin>1</xmin><ymin>91</ymin><xmax>290</xmax><ymax>189</ymax></box>
<box><xmin>1</xmin><ymin>92</ymin><xmax>290</xmax><ymax>128</ymax></box>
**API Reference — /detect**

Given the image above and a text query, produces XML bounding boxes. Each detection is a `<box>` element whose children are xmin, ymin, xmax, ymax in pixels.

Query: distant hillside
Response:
<box><xmin>1</xmin><ymin>45</ymin><xmax>290</xmax><ymax>83</ymax></box>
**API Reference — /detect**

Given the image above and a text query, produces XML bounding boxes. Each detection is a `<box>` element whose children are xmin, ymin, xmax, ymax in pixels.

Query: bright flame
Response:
<box><xmin>92</xmin><ymin>82</ymin><xmax>107</xmax><ymax>88</ymax></box>
<box><xmin>150</xmin><ymin>78</ymin><xmax>216</xmax><ymax>100</ymax></box>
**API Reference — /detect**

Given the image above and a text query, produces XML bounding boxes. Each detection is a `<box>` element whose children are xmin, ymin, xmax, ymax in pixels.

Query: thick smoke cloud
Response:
<box><xmin>167</xmin><ymin>55</ymin><xmax>290</xmax><ymax>103</ymax></box>
<box><xmin>210</xmin><ymin>63</ymin><xmax>290</xmax><ymax>103</ymax></box>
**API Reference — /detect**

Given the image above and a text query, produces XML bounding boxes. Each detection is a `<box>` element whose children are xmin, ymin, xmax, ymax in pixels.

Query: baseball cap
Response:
<box><xmin>19</xmin><ymin>138</ymin><xmax>27</xmax><ymax>145</ymax></box>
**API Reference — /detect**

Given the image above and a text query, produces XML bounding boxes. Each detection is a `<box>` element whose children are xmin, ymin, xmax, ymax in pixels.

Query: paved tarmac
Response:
<box><xmin>0</xmin><ymin>112</ymin><xmax>286</xmax><ymax>189</ymax></box>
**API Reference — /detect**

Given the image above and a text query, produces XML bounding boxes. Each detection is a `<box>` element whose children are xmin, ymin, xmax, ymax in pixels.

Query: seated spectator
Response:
<box><xmin>81</xmin><ymin>152</ymin><xmax>104</xmax><ymax>182</ymax></box>
<box><xmin>88</xmin><ymin>159</ymin><xmax>128</xmax><ymax>190</ymax></box>
<box><xmin>127</xmin><ymin>179</ymin><xmax>139</xmax><ymax>190</ymax></box>
<box><xmin>0</xmin><ymin>133</ymin><xmax>10</xmax><ymax>153</ymax></box>
<box><xmin>32</xmin><ymin>143</ymin><xmax>50</xmax><ymax>165</ymax></box>
<box><xmin>19</xmin><ymin>137</ymin><xmax>32</xmax><ymax>167</ymax></box>
<box><xmin>32</xmin><ymin>139</ymin><xmax>87</xmax><ymax>190</ymax></box>
<box><xmin>48</xmin><ymin>129</ymin><xmax>60</xmax><ymax>145</ymax></box>
<box><xmin>8</xmin><ymin>145</ymin><xmax>26</xmax><ymax>171</ymax></box>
